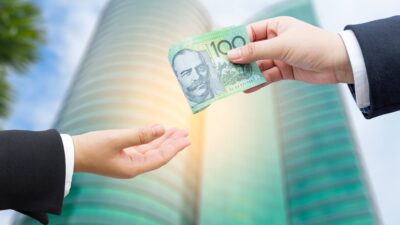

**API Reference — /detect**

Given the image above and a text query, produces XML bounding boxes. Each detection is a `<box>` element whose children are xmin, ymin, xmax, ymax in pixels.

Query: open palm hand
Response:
<box><xmin>72</xmin><ymin>125</ymin><xmax>190</xmax><ymax>178</ymax></box>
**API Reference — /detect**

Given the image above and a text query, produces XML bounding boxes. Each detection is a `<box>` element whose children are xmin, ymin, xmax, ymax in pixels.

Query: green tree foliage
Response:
<box><xmin>0</xmin><ymin>0</ymin><xmax>44</xmax><ymax>117</ymax></box>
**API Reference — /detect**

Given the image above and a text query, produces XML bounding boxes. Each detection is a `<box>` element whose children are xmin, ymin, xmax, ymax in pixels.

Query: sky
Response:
<box><xmin>1</xmin><ymin>0</ymin><xmax>399</xmax><ymax>224</ymax></box>
<box><xmin>4</xmin><ymin>0</ymin><xmax>107</xmax><ymax>130</ymax></box>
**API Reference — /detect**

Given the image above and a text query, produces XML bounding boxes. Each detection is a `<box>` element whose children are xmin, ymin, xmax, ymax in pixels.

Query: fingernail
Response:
<box><xmin>151</xmin><ymin>124</ymin><xmax>164</xmax><ymax>135</ymax></box>
<box><xmin>228</xmin><ymin>48</ymin><xmax>242</xmax><ymax>61</ymax></box>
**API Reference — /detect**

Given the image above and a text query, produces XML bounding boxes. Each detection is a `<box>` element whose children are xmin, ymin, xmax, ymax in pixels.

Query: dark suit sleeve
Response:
<box><xmin>345</xmin><ymin>16</ymin><xmax>400</xmax><ymax>119</ymax></box>
<box><xmin>0</xmin><ymin>129</ymin><xmax>66</xmax><ymax>224</ymax></box>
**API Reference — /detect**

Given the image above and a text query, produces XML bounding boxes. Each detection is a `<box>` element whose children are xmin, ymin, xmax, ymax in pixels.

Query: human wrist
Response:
<box><xmin>335</xmin><ymin>33</ymin><xmax>354</xmax><ymax>84</ymax></box>
<box><xmin>72</xmin><ymin>134</ymin><xmax>86</xmax><ymax>173</ymax></box>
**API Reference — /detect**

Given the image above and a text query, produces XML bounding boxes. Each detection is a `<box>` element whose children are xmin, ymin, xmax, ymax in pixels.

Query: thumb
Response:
<box><xmin>111</xmin><ymin>125</ymin><xmax>165</xmax><ymax>149</ymax></box>
<box><xmin>228</xmin><ymin>37</ymin><xmax>285</xmax><ymax>64</ymax></box>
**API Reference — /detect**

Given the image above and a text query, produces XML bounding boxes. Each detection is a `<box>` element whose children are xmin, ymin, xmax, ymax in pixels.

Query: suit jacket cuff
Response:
<box><xmin>0</xmin><ymin>129</ymin><xmax>66</xmax><ymax>224</ymax></box>
<box><xmin>339</xmin><ymin>30</ymin><xmax>370</xmax><ymax>109</ymax></box>
<box><xmin>345</xmin><ymin>16</ymin><xmax>400</xmax><ymax>118</ymax></box>
<box><xmin>60</xmin><ymin>134</ymin><xmax>74</xmax><ymax>197</ymax></box>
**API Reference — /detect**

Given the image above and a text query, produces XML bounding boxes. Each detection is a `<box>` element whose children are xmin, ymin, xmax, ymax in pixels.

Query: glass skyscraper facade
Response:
<box><xmin>199</xmin><ymin>86</ymin><xmax>287</xmax><ymax>225</ymax></box>
<box><xmin>251</xmin><ymin>0</ymin><xmax>379</xmax><ymax>224</ymax></box>
<box><xmin>15</xmin><ymin>0</ymin><xmax>378</xmax><ymax>225</ymax></box>
<box><xmin>16</xmin><ymin>0</ymin><xmax>210</xmax><ymax>224</ymax></box>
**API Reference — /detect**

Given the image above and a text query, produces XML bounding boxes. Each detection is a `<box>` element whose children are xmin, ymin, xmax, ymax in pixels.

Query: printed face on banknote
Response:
<box><xmin>172</xmin><ymin>49</ymin><xmax>214</xmax><ymax>105</ymax></box>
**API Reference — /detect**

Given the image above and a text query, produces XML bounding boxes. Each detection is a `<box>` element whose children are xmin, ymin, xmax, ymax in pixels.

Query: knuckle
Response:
<box><xmin>279</xmin><ymin>43</ymin><xmax>290</xmax><ymax>61</ymax></box>
<box><xmin>244</xmin><ymin>42</ymin><xmax>256</xmax><ymax>60</ymax></box>
<box><xmin>138</xmin><ymin>128</ymin><xmax>149</xmax><ymax>144</ymax></box>
<box><xmin>277</xmin><ymin>16</ymin><xmax>294</xmax><ymax>23</ymax></box>
<box><xmin>274</xmin><ymin>16</ymin><xmax>297</xmax><ymax>31</ymax></box>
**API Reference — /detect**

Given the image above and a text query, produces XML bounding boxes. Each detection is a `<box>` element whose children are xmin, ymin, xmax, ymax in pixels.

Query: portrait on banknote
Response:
<box><xmin>171</xmin><ymin>49</ymin><xmax>224</xmax><ymax>107</ymax></box>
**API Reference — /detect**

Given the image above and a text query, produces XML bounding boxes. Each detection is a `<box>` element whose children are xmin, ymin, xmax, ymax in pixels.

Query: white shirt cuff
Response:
<box><xmin>60</xmin><ymin>134</ymin><xmax>74</xmax><ymax>197</ymax></box>
<box><xmin>339</xmin><ymin>30</ymin><xmax>370</xmax><ymax>109</ymax></box>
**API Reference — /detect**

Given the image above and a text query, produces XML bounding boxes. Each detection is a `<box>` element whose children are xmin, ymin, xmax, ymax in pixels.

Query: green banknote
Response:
<box><xmin>168</xmin><ymin>25</ymin><xmax>266</xmax><ymax>113</ymax></box>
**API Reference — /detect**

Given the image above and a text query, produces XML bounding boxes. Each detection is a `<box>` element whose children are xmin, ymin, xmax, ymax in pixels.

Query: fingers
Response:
<box><xmin>228</xmin><ymin>38</ymin><xmax>285</xmax><ymax>64</ymax></box>
<box><xmin>128</xmin><ymin>128</ymin><xmax>187</xmax><ymax>154</ymax></box>
<box><xmin>257</xmin><ymin>59</ymin><xmax>274</xmax><ymax>71</ymax></box>
<box><xmin>140</xmin><ymin>128</ymin><xmax>178</xmax><ymax>150</ymax></box>
<box><xmin>243</xmin><ymin>60</ymin><xmax>273</xmax><ymax>94</ymax></box>
<box><xmin>244</xmin><ymin>82</ymin><xmax>268</xmax><ymax>94</ymax></box>
<box><xmin>111</xmin><ymin>125</ymin><xmax>165</xmax><ymax>149</ymax></box>
<box><xmin>229</xmin><ymin>17</ymin><xmax>286</xmax><ymax>64</ymax></box>
<box><xmin>247</xmin><ymin>18</ymin><xmax>279</xmax><ymax>42</ymax></box>
<box><xmin>243</xmin><ymin>67</ymin><xmax>283</xmax><ymax>94</ymax></box>
<box><xmin>140</xmin><ymin>136</ymin><xmax>191</xmax><ymax>172</ymax></box>
<box><xmin>273</xmin><ymin>60</ymin><xmax>294</xmax><ymax>80</ymax></box>
<box><xmin>244</xmin><ymin>60</ymin><xmax>285</xmax><ymax>94</ymax></box>
<box><xmin>262</xmin><ymin>66</ymin><xmax>284</xmax><ymax>83</ymax></box>
<box><xmin>159</xmin><ymin>137</ymin><xmax>191</xmax><ymax>161</ymax></box>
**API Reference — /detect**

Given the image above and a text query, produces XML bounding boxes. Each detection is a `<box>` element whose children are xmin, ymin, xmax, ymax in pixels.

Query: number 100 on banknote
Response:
<box><xmin>168</xmin><ymin>25</ymin><xmax>266</xmax><ymax>113</ymax></box>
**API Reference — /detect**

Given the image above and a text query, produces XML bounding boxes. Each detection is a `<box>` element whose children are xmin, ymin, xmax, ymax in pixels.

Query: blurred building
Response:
<box><xmin>251</xmin><ymin>0</ymin><xmax>379</xmax><ymax>224</ymax></box>
<box><xmin>14</xmin><ymin>0</ymin><xmax>378</xmax><ymax>225</ymax></box>
<box><xmin>198</xmin><ymin>0</ymin><xmax>378</xmax><ymax>225</ymax></box>
<box><xmin>15</xmin><ymin>0</ymin><xmax>210</xmax><ymax>224</ymax></box>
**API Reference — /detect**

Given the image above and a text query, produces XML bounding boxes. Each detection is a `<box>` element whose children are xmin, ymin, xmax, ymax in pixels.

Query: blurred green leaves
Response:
<box><xmin>0</xmin><ymin>0</ymin><xmax>44</xmax><ymax>117</ymax></box>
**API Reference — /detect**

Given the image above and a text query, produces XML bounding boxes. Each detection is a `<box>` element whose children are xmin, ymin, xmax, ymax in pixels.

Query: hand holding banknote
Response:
<box><xmin>228</xmin><ymin>16</ymin><xmax>354</xmax><ymax>93</ymax></box>
<box><xmin>169</xmin><ymin>26</ymin><xmax>266</xmax><ymax>113</ymax></box>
